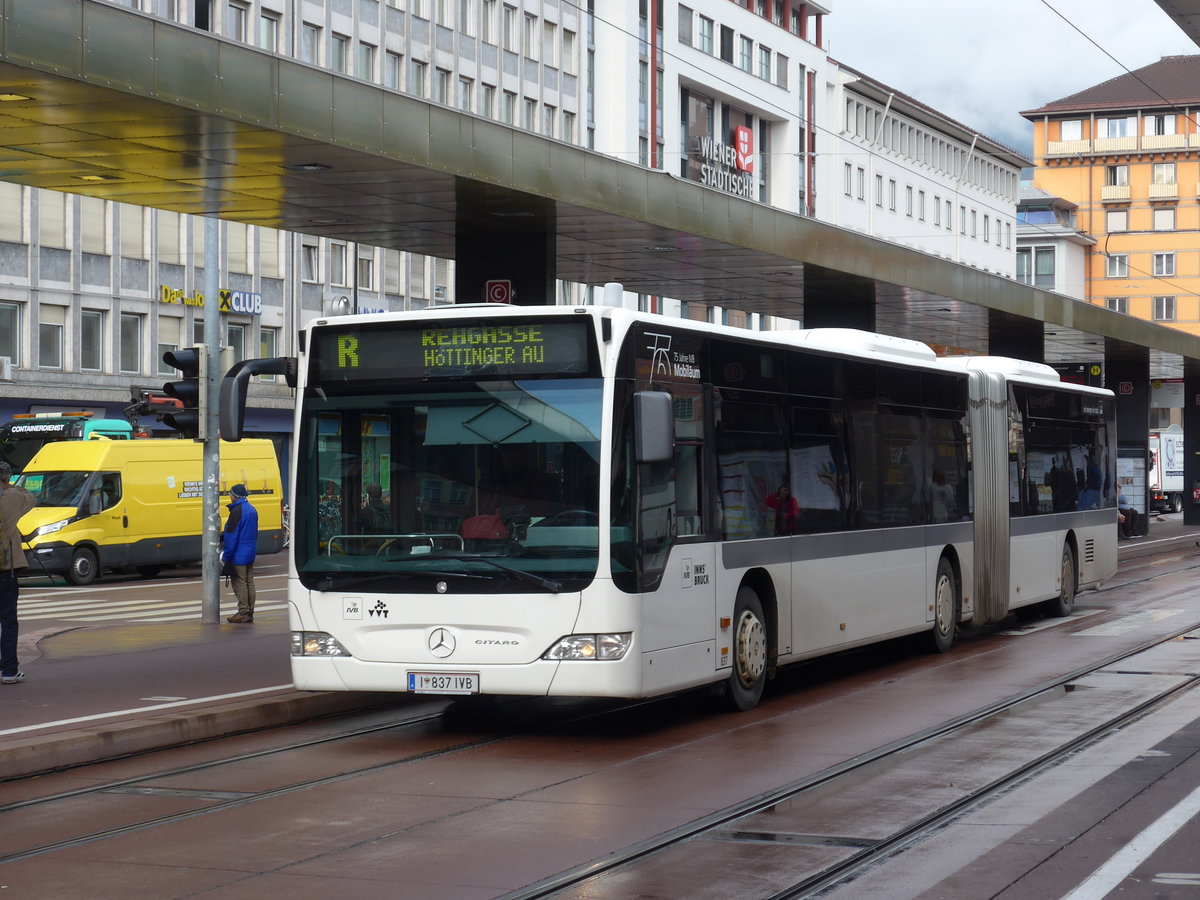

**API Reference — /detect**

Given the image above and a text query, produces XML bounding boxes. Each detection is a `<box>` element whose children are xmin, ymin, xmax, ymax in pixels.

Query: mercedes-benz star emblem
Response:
<box><xmin>428</xmin><ymin>627</ymin><xmax>455</xmax><ymax>658</ymax></box>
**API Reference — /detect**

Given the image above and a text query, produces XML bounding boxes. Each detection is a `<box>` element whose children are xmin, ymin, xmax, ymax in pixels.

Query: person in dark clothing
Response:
<box><xmin>222</xmin><ymin>483</ymin><xmax>259</xmax><ymax>623</ymax></box>
<box><xmin>1117</xmin><ymin>488</ymin><xmax>1139</xmax><ymax>539</ymax></box>
<box><xmin>0</xmin><ymin>460</ymin><xmax>35</xmax><ymax>684</ymax></box>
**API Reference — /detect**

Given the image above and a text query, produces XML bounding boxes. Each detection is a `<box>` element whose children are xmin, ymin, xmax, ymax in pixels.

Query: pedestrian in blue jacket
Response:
<box><xmin>222</xmin><ymin>483</ymin><xmax>259</xmax><ymax>623</ymax></box>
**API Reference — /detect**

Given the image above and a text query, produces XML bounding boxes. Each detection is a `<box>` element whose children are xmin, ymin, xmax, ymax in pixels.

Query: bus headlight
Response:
<box><xmin>543</xmin><ymin>633</ymin><xmax>632</xmax><ymax>661</ymax></box>
<box><xmin>291</xmin><ymin>631</ymin><xmax>351</xmax><ymax>657</ymax></box>
<box><xmin>34</xmin><ymin>518</ymin><xmax>71</xmax><ymax>537</ymax></box>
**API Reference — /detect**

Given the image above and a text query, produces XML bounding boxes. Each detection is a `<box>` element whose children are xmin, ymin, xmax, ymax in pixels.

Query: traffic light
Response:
<box><xmin>161</xmin><ymin>347</ymin><xmax>207</xmax><ymax>439</ymax></box>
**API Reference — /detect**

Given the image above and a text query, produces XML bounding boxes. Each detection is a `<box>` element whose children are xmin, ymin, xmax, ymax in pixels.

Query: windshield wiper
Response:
<box><xmin>435</xmin><ymin>555</ymin><xmax>562</xmax><ymax>593</ymax></box>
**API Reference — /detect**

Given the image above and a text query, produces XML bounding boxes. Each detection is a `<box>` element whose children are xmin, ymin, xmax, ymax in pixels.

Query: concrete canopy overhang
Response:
<box><xmin>0</xmin><ymin>0</ymin><xmax>1195</xmax><ymax>378</ymax></box>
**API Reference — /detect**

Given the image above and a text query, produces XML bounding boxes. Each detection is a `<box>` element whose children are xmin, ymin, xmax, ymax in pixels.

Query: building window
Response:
<box><xmin>457</xmin><ymin>76</ymin><xmax>473</xmax><ymax>111</ymax></box>
<box><xmin>1106</xmin><ymin>297</ymin><xmax>1128</xmax><ymax>314</ymax></box>
<box><xmin>1146</xmin><ymin>114</ymin><xmax>1176</xmax><ymax>136</ymax></box>
<box><xmin>1060</xmin><ymin>119</ymin><xmax>1082</xmax><ymax>141</ymax></box>
<box><xmin>260</xmin><ymin>327</ymin><xmax>278</xmax><ymax>382</ymax></box>
<box><xmin>776</xmin><ymin>53</ymin><xmax>788</xmax><ymax>88</ymax></box>
<box><xmin>120</xmin><ymin>205</ymin><xmax>146</xmax><ymax>259</ymax></box>
<box><xmin>39</xmin><ymin>305</ymin><xmax>64</xmax><ymax>370</ymax></box>
<box><xmin>933</xmin><ymin>194</ymin><xmax>941</xmax><ymax>226</ymax></box>
<box><xmin>81</xmin><ymin>310</ymin><xmax>103</xmax><ymax>372</ymax></box>
<box><xmin>0</xmin><ymin>183</ymin><xmax>21</xmax><ymax>243</ymax></box>
<box><xmin>905</xmin><ymin>185</ymin><xmax>913</xmax><ymax>216</ymax></box>
<box><xmin>358</xmin><ymin>42</ymin><xmax>375</xmax><ymax>80</ymax></box>
<box><xmin>332</xmin><ymin>34</ymin><xmax>350</xmax><ymax>73</ymax></box>
<box><xmin>226</xmin><ymin>2</ymin><xmax>247</xmax><ymax>41</ymax></box>
<box><xmin>301</xmin><ymin>243</ymin><xmax>319</xmax><ymax>281</ymax></box>
<box><xmin>1106</xmin><ymin>254</ymin><xmax>1128</xmax><ymax>277</ymax></box>
<box><xmin>543</xmin><ymin>20</ymin><xmax>557</xmax><ymax>68</ymax></box>
<box><xmin>523</xmin><ymin>14</ymin><xmax>538</xmax><ymax>60</ymax></box>
<box><xmin>843</xmin><ymin>163</ymin><xmax>852</xmax><ymax>197</ymax></box>
<box><xmin>226</xmin><ymin>323</ymin><xmax>246</xmax><ymax>364</ymax></box>
<box><xmin>410</xmin><ymin>61</ymin><xmax>427</xmax><ymax>97</ymax></box>
<box><xmin>0</xmin><ymin>303</ymin><xmax>17</xmax><ymax>366</ymax></box>
<box><xmin>1106</xmin><ymin>209</ymin><xmax>1128</xmax><ymax>232</ymax></box>
<box><xmin>522</xmin><ymin>97</ymin><xmax>536</xmax><ymax>130</ymax></box>
<box><xmin>301</xmin><ymin>23</ymin><xmax>320</xmax><ymax>64</ymax></box>
<box><xmin>358</xmin><ymin>252</ymin><xmax>374</xmax><ymax>290</ymax></box>
<box><xmin>561</xmin><ymin>111</ymin><xmax>575</xmax><ymax>142</ymax></box>
<box><xmin>563</xmin><ymin>30</ymin><xmax>576</xmax><ymax>75</ymax></box>
<box><xmin>719</xmin><ymin>25</ymin><xmax>733</xmax><ymax>63</ymax></box>
<box><xmin>435</xmin><ymin>69</ymin><xmax>450</xmax><ymax>104</ymax></box>
<box><xmin>1154</xmin><ymin>296</ymin><xmax>1176</xmax><ymax>321</ymax></box>
<box><xmin>1016</xmin><ymin>246</ymin><xmax>1055</xmax><ymax>288</ymax></box>
<box><xmin>1099</xmin><ymin>116</ymin><xmax>1136</xmax><ymax>138</ymax></box>
<box><xmin>39</xmin><ymin>190</ymin><xmax>67</xmax><ymax>250</ymax></box>
<box><xmin>258</xmin><ymin>13</ymin><xmax>279</xmax><ymax>51</ymax></box>
<box><xmin>874</xmin><ymin>174</ymin><xmax>883</xmax><ymax>207</ymax></box>
<box><xmin>855</xmin><ymin>167</ymin><xmax>865</xmax><ymax>201</ymax></box>
<box><xmin>157</xmin><ymin>317</ymin><xmax>180</xmax><ymax>377</ymax></box>
<box><xmin>1153</xmin><ymin>252</ymin><xmax>1176</xmax><ymax>276</ymax></box>
<box><xmin>918</xmin><ymin>190</ymin><xmax>926</xmax><ymax>221</ymax></box>
<box><xmin>501</xmin><ymin>91</ymin><xmax>516</xmax><ymax>124</ymax></box>
<box><xmin>698</xmin><ymin>16</ymin><xmax>713</xmax><ymax>54</ymax></box>
<box><xmin>119</xmin><ymin>313</ymin><xmax>142</xmax><ymax>374</ymax></box>
<box><xmin>1153</xmin><ymin>208</ymin><xmax>1175</xmax><ymax>231</ymax></box>
<box><xmin>330</xmin><ymin>243</ymin><xmax>348</xmax><ymax>286</ymax></box>
<box><xmin>945</xmin><ymin>200</ymin><xmax>952</xmax><ymax>230</ymax></box>
<box><xmin>757</xmin><ymin>46</ymin><xmax>771</xmax><ymax>80</ymax></box>
<box><xmin>503</xmin><ymin>4</ymin><xmax>518</xmax><ymax>50</ymax></box>
<box><xmin>479</xmin><ymin>83</ymin><xmax>495</xmax><ymax>118</ymax></box>
<box><xmin>459</xmin><ymin>0</ymin><xmax>475</xmax><ymax>36</ymax></box>
<box><xmin>1152</xmin><ymin>163</ymin><xmax>1176</xmax><ymax>184</ymax></box>
<box><xmin>384</xmin><ymin>51</ymin><xmax>402</xmax><ymax>89</ymax></box>
<box><xmin>1105</xmin><ymin>164</ymin><xmax>1129</xmax><ymax>186</ymax></box>
<box><xmin>738</xmin><ymin>36</ymin><xmax>753</xmax><ymax>72</ymax></box>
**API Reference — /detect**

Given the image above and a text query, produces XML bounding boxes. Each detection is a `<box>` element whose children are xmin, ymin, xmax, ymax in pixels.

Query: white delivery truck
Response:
<box><xmin>1148</xmin><ymin>425</ymin><xmax>1185</xmax><ymax>513</ymax></box>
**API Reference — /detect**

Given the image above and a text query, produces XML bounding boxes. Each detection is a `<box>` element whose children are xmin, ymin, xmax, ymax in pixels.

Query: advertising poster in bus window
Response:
<box><xmin>720</xmin><ymin>448</ymin><xmax>786</xmax><ymax>539</ymax></box>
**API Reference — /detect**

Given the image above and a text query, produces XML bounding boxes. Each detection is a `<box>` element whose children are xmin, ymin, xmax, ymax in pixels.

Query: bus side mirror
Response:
<box><xmin>634</xmin><ymin>391</ymin><xmax>674</xmax><ymax>464</ymax></box>
<box><xmin>219</xmin><ymin>357</ymin><xmax>294</xmax><ymax>441</ymax></box>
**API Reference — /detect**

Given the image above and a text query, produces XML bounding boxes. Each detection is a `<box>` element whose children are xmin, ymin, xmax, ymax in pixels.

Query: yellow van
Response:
<box><xmin>15</xmin><ymin>438</ymin><xmax>284</xmax><ymax>585</ymax></box>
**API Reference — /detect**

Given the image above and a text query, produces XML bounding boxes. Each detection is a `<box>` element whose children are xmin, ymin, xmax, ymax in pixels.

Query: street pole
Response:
<box><xmin>201</xmin><ymin>216</ymin><xmax>221</xmax><ymax>623</ymax></box>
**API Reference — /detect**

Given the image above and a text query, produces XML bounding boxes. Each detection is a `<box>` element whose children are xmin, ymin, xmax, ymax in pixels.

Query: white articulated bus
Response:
<box><xmin>221</xmin><ymin>305</ymin><xmax>1117</xmax><ymax>710</ymax></box>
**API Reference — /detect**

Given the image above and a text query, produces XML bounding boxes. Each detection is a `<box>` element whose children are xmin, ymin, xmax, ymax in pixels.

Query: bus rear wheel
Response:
<box><xmin>66</xmin><ymin>547</ymin><xmax>99</xmax><ymax>586</ymax></box>
<box><xmin>1043</xmin><ymin>544</ymin><xmax>1076</xmax><ymax>618</ymax></box>
<box><xmin>725</xmin><ymin>587</ymin><xmax>768</xmax><ymax>711</ymax></box>
<box><xmin>927</xmin><ymin>556</ymin><xmax>959</xmax><ymax>653</ymax></box>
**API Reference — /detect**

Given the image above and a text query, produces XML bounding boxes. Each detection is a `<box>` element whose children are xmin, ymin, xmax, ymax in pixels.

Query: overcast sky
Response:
<box><xmin>827</xmin><ymin>0</ymin><xmax>1197</xmax><ymax>157</ymax></box>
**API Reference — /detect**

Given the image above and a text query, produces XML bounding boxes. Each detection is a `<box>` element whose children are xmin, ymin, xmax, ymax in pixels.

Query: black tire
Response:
<box><xmin>1043</xmin><ymin>543</ymin><xmax>1076</xmax><ymax>618</ymax></box>
<box><xmin>1172</xmin><ymin>494</ymin><xmax>1184</xmax><ymax>514</ymax></box>
<box><xmin>725</xmin><ymin>587</ymin><xmax>768</xmax><ymax>712</ymax></box>
<box><xmin>927</xmin><ymin>556</ymin><xmax>959</xmax><ymax>653</ymax></box>
<box><xmin>66</xmin><ymin>547</ymin><xmax>99</xmax><ymax>586</ymax></box>
<box><xmin>136</xmin><ymin>565</ymin><xmax>162</xmax><ymax>579</ymax></box>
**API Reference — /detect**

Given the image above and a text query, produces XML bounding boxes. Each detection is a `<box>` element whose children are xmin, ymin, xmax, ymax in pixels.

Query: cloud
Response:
<box><xmin>829</xmin><ymin>0</ymin><xmax>1196</xmax><ymax>155</ymax></box>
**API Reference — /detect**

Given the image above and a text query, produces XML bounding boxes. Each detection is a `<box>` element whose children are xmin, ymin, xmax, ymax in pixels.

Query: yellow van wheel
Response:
<box><xmin>66</xmin><ymin>547</ymin><xmax>99</xmax><ymax>586</ymax></box>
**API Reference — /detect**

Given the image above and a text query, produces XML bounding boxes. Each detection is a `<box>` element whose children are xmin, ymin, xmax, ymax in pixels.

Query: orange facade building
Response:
<box><xmin>1022</xmin><ymin>55</ymin><xmax>1200</xmax><ymax>338</ymax></box>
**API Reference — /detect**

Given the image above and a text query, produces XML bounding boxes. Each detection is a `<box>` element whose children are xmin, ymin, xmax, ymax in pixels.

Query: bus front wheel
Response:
<box><xmin>66</xmin><ymin>547</ymin><xmax>99</xmax><ymax>586</ymax></box>
<box><xmin>928</xmin><ymin>556</ymin><xmax>959</xmax><ymax>653</ymax></box>
<box><xmin>1043</xmin><ymin>544</ymin><xmax>1076</xmax><ymax>618</ymax></box>
<box><xmin>725</xmin><ymin>587</ymin><xmax>768</xmax><ymax>711</ymax></box>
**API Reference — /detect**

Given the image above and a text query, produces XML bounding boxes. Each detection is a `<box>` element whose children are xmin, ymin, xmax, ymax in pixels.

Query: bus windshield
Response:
<box><xmin>295</xmin><ymin>378</ymin><xmax>603</xmax><ymax>592</ymax></box>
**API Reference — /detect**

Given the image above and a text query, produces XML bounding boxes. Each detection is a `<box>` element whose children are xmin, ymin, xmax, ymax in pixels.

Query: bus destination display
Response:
<box><xmin>312</xmin><ymin>320</ymin><xmax>592</xmax><ymax>382</ymax></box>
